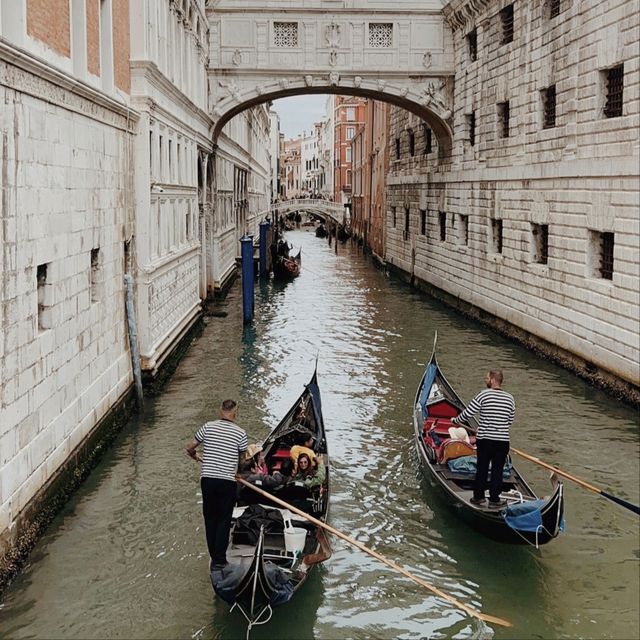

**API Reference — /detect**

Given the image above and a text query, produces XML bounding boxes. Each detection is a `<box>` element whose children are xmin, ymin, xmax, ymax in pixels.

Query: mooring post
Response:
<box><xmin>240</xmin><ymin>235</ymin><xmax>254</xmax><ymax>323</ymax></box>
<box><xmin>259</xmin><ymin>220</ymin><xmax>270</xmax><ymax>277</ymax></box>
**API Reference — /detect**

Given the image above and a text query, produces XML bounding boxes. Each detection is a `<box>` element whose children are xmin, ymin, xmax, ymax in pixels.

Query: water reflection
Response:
<box><xmin>0</xmin><ymin>229</ymin><xmax>637</xmax><ymax>640</ymax></box>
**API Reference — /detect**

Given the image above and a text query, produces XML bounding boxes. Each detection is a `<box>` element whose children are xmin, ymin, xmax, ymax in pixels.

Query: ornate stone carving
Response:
<box><xmin>329</xmin><ymin>50</ymin><xmax>338</xmax><ymax>67</ymax></box>
<box><xmin>219</xmin><ymin>79</ymin><xmax>242</xmax><ymax>102</ymax></box>
<box><xmin>399</xmin><ymin>86</ymin><xmax>409</xmax><ymax>97</ymax></box>
<box><xmin>329</xmin><ymin>72</ymin><xmax>340</xmax><ymax>86</ymax></box>
<box><xmin>377</xmin><ymin>79</ymin><xmax>387</xmax><ymax>92</ymax></box>
<box><xmin>353</xmin><ymin>76</ymin><xmax>363</xmax><ymax>88</ymax></box>
<box><xmin>279</xmin><ymin>78</ymin><xmax>290</xmax><ymax>90</ymax></box>
<box><xmin>325</xmin><ymin>22</ymin><xmax>341</xmax><ymax>48</ymax></box>
<box><xmin>256</xmin><ymin>84</ymin><xmax>264</xmax><ymax>95</ymax></box>
<box><xmin>232</xmin><ymin>49</ymin><xmax>242</xmax><ymax>66</ymax></box>
<box><xmin>304</xmin><ymin>75</ymin><xmax>314</xmax><ymax>87</ymax></box>
<box><xmin>421</xmin><ymin>79</ymin><xmax>452</xmax><ymax>118</ymax></box>
<box><xmin>422</xmin><ymin>52</ymin><xmax>432</xmax><ymax>69</ymax></box>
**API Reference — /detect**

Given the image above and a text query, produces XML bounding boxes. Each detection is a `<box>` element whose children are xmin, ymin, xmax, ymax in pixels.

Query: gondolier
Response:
<box><xmin>185</xmin><ymin>399</ymin><xmax>248</xmax><ymax>568</ymax></box>
<box><xmin>451</xmin><ymin>369</ymin><xmax>515</xmax><ymax>507</ymax></box>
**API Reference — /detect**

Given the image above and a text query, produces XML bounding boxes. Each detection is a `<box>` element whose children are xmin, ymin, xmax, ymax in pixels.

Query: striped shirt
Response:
<box><xmin>195</xmin><ymin>419</ymin><xmax>248</xmax><ymax>480</ymax></box>
<box><xmin>452</xmin><ymin>388</ymin><xmax>515</xmax><ymax>442</ymax></box>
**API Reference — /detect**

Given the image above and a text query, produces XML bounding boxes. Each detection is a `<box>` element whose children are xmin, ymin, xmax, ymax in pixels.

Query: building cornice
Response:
<box><xmin>0</xmin><ymin>37</ymin><xmax>138</xmax><ymax>130</ymax></box>
<box><xmin>442</xmin><ymin>0</ymin><xmax>492</xmax><ymax>31</ymax></box>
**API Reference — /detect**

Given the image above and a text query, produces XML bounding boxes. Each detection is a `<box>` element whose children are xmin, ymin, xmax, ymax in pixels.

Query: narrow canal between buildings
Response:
<box><xmin>1</xmin><ymin>229</ymin><xmax>638</xmax><ymax>640</ymax></box>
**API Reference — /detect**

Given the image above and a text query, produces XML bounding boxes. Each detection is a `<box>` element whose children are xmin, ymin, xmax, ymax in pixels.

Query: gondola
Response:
<box><xmin>211</xmin><ymin>369</ymin><xmax>330</xmax><ymax>630</ymax></box>
<box><xmin>273</xmin><ymin>249</ymin><xmax>301</xmax><ymax>280</ymax></box>
<box><xmin>414</xmin><ymin>336</ymin><xmax>564</xmax><ymax>547</ymax></box>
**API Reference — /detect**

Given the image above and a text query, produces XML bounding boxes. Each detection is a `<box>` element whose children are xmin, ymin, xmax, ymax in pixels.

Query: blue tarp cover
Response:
<box><xmin>503</xmin><ymin>499</ymin><xmax>566</xmax><ymax>533</ymax></box>
<box><xmin>419</xmin><ymin>363</ymin><xmax>439</xmax><ymax>419</ymax></box>
<box><xmin>447</xmin><ymin>455</ymin><xmax>513</xmax><ymax>479</ymax></box>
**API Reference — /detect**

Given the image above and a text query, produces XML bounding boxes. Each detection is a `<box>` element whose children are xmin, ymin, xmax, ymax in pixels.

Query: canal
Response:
<box><xmin>0</xmin><ymin>229</ymin><xmax>638</xmax><ymax>640</ymax></box>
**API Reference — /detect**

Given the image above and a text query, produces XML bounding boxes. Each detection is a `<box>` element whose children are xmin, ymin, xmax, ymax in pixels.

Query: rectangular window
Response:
<box><xmin>549</xmin><ymin>0</ymin><xmax>561</xmax><ymax>18</ymax></box>
<box><xmin>498</xmin><ymin>101</ymin><xmax>510</xmax><ymax>138</ymax></box>
<box><xmin>459</xmin><ymin>215</ymin><xmax>469</xmax><ymax>245</ymax></box>
<box><xmin>542</xmin><ymin>85</ymin><xmax>556</xmax><ymax>129</ymax></box>
<box><xmin>392</xmin><ymin>206</ymin><xmax>397</xmax><ymax>227</ymax></box>
<box><xmin>168</xmin><ymin>139</ymin><xmax>173</xmax><ymax>182</ymax></box>
<box><xmin>274</xmin><ymin>22</ymin><xmax>298</xmax><ymax>47</ymax></box>
<box><xmin>186</xmin><ymin>207</ymin><xmax>191</xmax><ymax>241</ymax></box>
<box><xmin>491</xmin><ymin>218</ymin><xmax>503</xmax><ymax>253</ymax></box>
<box><xmin>439</xmin><ymin>211</ymin><xmax>446</xmax><ymax>242</ymax></box>
<box><xmin>500</xmin><ymin>4</ymin><xmax>514</xmax><ymax>44</ymax></box>
<box><xmin>424</xmin><ymin>126</ymin><xmax>433</xmax><ymax>154</ymax></box>
<box><xmin>159</xmin><ymin>135</ymin><xmax>164</xmax><ymax>181</ymax></box>
<box><xmin>532</xmin><ymin>224</ymin><xmax>549</xmax><ymax>264</ymax></box>
<box><xmin>369</xmin><ymin>23</ymin><xmax>393</xmax><ymax>48</ymax></box>
<box><xmin>346</xmin><ymin>126</ymin><xmax>355</xmax><ymax>139</ymax></box>
<box><xmin>346</xmin><ymin>108</ymin><xmax>356</xmax><ymax>121</ymax></box>
<box><xmin>37</xmin><ymin>263</ymin><xmax>52</xmax><ymax>331</ymax></box>
<box><xmin>604</xmin><ymin>65</ymin><xmax>624</xmax><ymax>118</ymax></box>
<box><xmin>90</xmin><ymin>248</ymin><xmax>100</xmax><ymax>303</ymax></box>
<box><xmin>404</xmin><ymin>208</ymin><xmax>410</xmax><ymax>235</ymax></box>
<box><xmin>395</xmin><ymin>137</ymin><xmax>401</xmax><ymax>160</ymax></box>
<box><xmin>467</xmin><ymin>112</ymin><xmax>476</xmax><ymax>146</ymax></box>
<box><xmin>420</xmin><ymin>209</ymin><xmax>427</xmax><ymax>236</ymax></box>
<box><xmin>346</xmin><ymin>147</ymin><xmax>352</xmax><ymax>162</ymax></box>
<box><xmin>408</xmin><ymin>131</ymin><xmax>415</xmax><ymax>156</ymax></box>
<box><xmin>589</xmin><ymin>231</ymin><xmax>615</xmax><ymax>279</ymax></box>
<box><xmin>467</xmin><ymin>29</ymin><xmax>477</xmax><ymax>62</ymax></box>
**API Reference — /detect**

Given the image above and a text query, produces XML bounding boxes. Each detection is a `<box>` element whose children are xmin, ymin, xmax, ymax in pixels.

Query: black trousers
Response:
<box><xmin>201</xmin><ymin>477</ymin><xmax>237</xmax><ymax>566</ymax></box>
<box><xmin>474</xmin><ymin>439</ymin><xmax>510</xmax><ymax>502</ymax></box>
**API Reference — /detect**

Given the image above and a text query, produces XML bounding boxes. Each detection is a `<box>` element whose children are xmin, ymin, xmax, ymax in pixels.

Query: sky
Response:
<box><xmin>272</xmin><ymin>95</ymin><xmax>329</xmax><ymax>139</ymax></box>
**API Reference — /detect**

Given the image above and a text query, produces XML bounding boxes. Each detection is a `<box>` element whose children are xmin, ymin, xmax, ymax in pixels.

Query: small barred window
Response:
<box><xmin>498</xmin><ymin>101</ymin><xmax>510</xmax><ymax>138</ymax></box>
<box><xmin>274</xmin><ymin>22</ymin><xmax>298</xmax><ymax>48</ymax></box>
<box><xmin>369</xmin><ymin>23</ymin><xmax>393</xmax><ymax>48</ymax></box>
<box><xmin>409</xmin><ymin>131</ymin><xmax>415</xmax><ymax>156</ymax></box>
<box><xmin>604</xmin><ymin>65</ymin><xmax>624</xmax><ymax>118</ymax></box>
<box><xmin>491</xmin><ymin>219</ymin><xmax>503</xmax><ymax>254</ymax></box>
<box><xmin>532</xmin><ymin>224</ymin><xmax>549</xmax><ymax>264</ymax></box>
<box><xmin>467</xmin><ymin>29</ymin><xmax>477</xmax><ymax>62</ymax></box>
<box><xmin>600</xmin><ymin>232</ymin><xmax>614</xmax><ymax>279</ymax></box>
<box><xmin>500</xmin><ymin>5</ymin><xmax>514</xmax><ymax>45</ymax></box>
<box><xmin>424</xmin><ymin>125</ymin><xmax>433</xmax><ymax>154</ymax></box>
<box><xmin>439</xmin><ymin>211</ymin><xmax>447</xmax><ymax>242</ymax></box>
<box><xmin>549</xmin><ymin>0</ymin><xmax>561</xmax><ymax>19</ymax></box>
<box><xmin>542</xmin><ymin>85</ymin><xmax>556</xmax><ymax>129</ymax></box>
<box><xmin>467</xmin><ymin>112</ymin><xmax>476</xmax><ymax>146</ymax></box>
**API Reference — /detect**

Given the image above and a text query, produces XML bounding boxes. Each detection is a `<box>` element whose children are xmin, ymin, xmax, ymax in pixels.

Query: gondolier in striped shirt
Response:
<box><xmin>186</xmin><ymin>399</ymin><xmax>248</xmax><ymax>568</ymax></box>
<box><xmin>451</xmin><ymin>369</ymin><xmax>515</xmax><ymax>508</ymax></box>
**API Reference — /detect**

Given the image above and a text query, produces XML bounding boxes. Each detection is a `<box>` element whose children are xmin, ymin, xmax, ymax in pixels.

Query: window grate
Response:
<box><xmin>492</xmin><ymin>219</ymin><xmax>503</xmax><ymax>253</ymax></box>
<box><xmin>404</xmin><ymin>208</ymin><xmax>410</xmax><ymax>236</ymax></box>
<box><xmin>498</xmin><ymin>101</ymin><xmax>510</xmax><ymax>138</ymax></box>
<box><xmin>467</xmin><ymin>29</ymin><xmax>477</xmax><ymax>62</ymax></box>
<box><xmin>409</xmin><ymin>131</ymin><xmax>415</xmax><ymax>156</ymax></box>
<box><xmin>461</xmin><ymin>215</ymin><xmax>469</xmax><ymax>245</ymax></box>
<box><xmin>600</xmin><ymin>232</ymin><xmax>614</xmax><ymax>279</ymax></box>
<box><xmin>542</xmin><ymin>85</ymin><xmax>556</xmax><ymax>129</ymax></box>
<box><xmin>549</xmin><ymin>0</ymin><xmax>561</xmax><ymax>18</ymax></box>
<box><xmin>424</xmin><ymin>125</ymin><xmax>433</xmax><ymax>154</ymax></box>
<box><xmin>392</xmin><ymin>206</ymin><xmax>397</xmax><ymax>228</ymax></box>
<box><xmin>420</xmin><ymin>209</ymin><xmax>427</xmax><ymax>236</ymax></box>
<box><xmin>369</xmin><ymin>23</ymin><xmax>393</xmax><ymax>48</ymax></box>
<box><xmin>500</xmin><ymin>5</ymin><xmax>514</xmax><ymax>44</ymax></box>
<box><xmin>439</xmin><ymin>211</ymin><xmax>446</xmax><ymax>242</ymax></box>
<box><xmin>604</xmin><ymin>65</ymin><xmax>624</xmax><ymax>118</ymax></box>
<box><xmin>532</xmin><ymin>224</ymin><xmax>549</xmax><ymax>264</ymax></box>
<box><xmin>274</xmin><ymin>22</ymin><xmax>298</xmax><ymax>48</ymax></box>
<box><xmin>468</xmin><ymin>112</ymin><xmax>476</xmax><ymax>146</ymax></box>
<box><xmin>395</xmin><ymin>137</ymin><xmax>401</xmax><ymax>160</ymax></box>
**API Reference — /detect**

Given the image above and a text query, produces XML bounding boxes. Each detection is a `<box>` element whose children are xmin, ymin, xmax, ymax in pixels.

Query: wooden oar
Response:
<box><xmin>510</xmin><ymin>447</ymin><xmax>640</xmax><ymax>516</ymax></box>
<box><xmin>237</xmin><ymin>477</ymin><xmax>512</xmax><ymax>628</ymax></box>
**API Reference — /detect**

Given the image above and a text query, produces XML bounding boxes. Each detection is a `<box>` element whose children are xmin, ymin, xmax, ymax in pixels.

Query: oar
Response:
<box><xmin>510</xmin><ymin>447</ymin><xmax>640</xmax><ymax>516</ymax></box>
<box><xmin>237</xmin><ymin>477</ymin><xmax>512</xmax><ymax>628</ymax></box>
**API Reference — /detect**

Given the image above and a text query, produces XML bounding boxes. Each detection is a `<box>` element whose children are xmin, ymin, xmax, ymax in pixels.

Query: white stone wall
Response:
<box><xmin>386</xmin><ymin>0</ymin><xmax>640</xmax><ymax>386</ymax></box>
<box><xmin>0</xmin><ymin>47</ymin><xmax>136</xmax><ymax>544</ymax></box>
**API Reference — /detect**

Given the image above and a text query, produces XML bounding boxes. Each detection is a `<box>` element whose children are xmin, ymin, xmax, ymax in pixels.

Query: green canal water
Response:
<box><xmin>0</xmin><ymin>229</ymin><xmax>638</xmax><ymax>639</ymax></box>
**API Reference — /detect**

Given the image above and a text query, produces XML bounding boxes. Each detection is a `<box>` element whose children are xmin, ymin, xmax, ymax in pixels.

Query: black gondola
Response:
<box><xmin>272</xmin><ymin>249</ymin><xmax>301</xmax><ymax>280</ymax></box>
<box><xmin>414</xmin><ymin>336</ymin><xmax>564</xmax><ymax>547</ymax></box>
<box><xmin>211</xmin><ymin>370</ymin><xmax>330</xmax><ymax>629</ymax></box>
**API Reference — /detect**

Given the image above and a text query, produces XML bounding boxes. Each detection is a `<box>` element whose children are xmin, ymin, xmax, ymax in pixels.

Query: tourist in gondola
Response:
<box><xmin>290</xmin><ymin>430</ymin><xmax>317</xmax><ymax>471</ymax></box>
<box><xmin>451</xmin><ymin>369</ymin><xmax>515</xmax><ymax>508</ymax></box>
<box><xmin>185</xmin><ymin>399</ymin><xmax>248</xmax><ymax>569</ymax></box>
<box><xmin>295</xmin><ymin>454</ymin><xmax>326</xmax><ymax>489</ymax></box>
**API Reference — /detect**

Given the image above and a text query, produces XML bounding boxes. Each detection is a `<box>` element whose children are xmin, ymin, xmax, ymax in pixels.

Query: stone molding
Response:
<box><xmin>442</xmin><ymin>0</ymin><xmax>493</xmax><ymax>31</ymax></box>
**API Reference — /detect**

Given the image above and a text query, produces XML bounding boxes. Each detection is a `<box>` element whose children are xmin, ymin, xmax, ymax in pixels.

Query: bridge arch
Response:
<box><xmin>211</xmin><ymin>81</ymin><xmax>453</xmax><ymax>155</ymax></box>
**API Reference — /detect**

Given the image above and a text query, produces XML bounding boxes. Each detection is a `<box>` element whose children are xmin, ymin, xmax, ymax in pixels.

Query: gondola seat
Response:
<box><xmin>269</xmin><ymin>448</ymin><xmax>291</xmax><ymax>471</ymax></box>
<box><xmin>438</xmin><ymin>439</ymin><xmax>476</xmax><ymax>464</ymax></box>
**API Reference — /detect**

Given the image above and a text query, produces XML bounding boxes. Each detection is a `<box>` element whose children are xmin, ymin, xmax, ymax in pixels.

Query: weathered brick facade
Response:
<box><xmin>385</xmin><ymin>0</ymin><xmax>639</xmax><ymax>393</ymax></box>
<box><xmin>86</xmin><ymin>0</ymin><xmax>100</xmax><ymax>76</ymax></box>
<box><xmin>26</xmin><ymin>0</ymin><xmax>70</xmax><ymax>58</ymax></box>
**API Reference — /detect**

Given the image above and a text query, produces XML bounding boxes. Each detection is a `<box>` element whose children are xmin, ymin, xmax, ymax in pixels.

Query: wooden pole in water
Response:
<box><xmin>237</xmin><ymin>478</ymin><xmax>512</xmax><ymax>628</ymax></box>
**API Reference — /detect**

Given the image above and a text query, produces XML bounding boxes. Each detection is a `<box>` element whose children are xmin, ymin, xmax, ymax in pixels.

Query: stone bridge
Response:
<box><xmin>264</xmin><ymin>198</ymin><xmax>348</xmax><ymax>226</ymax></box>
<box><xmin>206</xmin><ymin>1</ymin><xmax>455</xmax><ymax>151</ymax></box>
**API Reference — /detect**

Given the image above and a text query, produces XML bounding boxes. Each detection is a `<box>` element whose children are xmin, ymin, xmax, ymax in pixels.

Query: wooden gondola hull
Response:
<box><xmin>413</xmin><ymin>345</ymin><xmax>564</xmax><ymax>546</ymax></box>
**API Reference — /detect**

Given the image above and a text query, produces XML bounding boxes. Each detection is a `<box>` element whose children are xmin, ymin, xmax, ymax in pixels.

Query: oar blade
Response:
<box><xmin>601</xmin><ymin>491</ymin><xmax>640</xmax><ymax>516</ymax></box>
<box><xmin>477</xmin><ymin>612</ymin><xmax>513</xmax><ymax>628</ymax></box>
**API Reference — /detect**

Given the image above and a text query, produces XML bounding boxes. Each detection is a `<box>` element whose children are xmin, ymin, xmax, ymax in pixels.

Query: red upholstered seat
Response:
<box><xmin>427</xmin><ymin>401</ymin><xmax>459</xmax><ymax>418</ymax></box>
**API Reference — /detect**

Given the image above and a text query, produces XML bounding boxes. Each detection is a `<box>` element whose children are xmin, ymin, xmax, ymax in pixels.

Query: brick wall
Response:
<box><xmin>113</xmin><ymin>0</ymin><xmax>130</xmax><ymax>94</ymax></box>
<box><xmin>26</xmin><ymin>0</ymin><xmax>70</xmax><ymax>58</ymax></box>
<box><xmin>86</xmin><ymin>0</ymin><xmax>100</xmax><ymax>76</ymax></box>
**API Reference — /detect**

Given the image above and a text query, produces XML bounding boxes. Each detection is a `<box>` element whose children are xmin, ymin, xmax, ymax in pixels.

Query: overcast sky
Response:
<box><xmin>272</xmin><ymin>95</ymin><xmax>329</xmax><ymax>139</ymax></box>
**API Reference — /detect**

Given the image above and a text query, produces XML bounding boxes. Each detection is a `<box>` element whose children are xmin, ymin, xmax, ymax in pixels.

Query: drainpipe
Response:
<box><xmin>124</xmin><ymin>273</ymin><xmax>144</xmax><ymax>409</ymax></box>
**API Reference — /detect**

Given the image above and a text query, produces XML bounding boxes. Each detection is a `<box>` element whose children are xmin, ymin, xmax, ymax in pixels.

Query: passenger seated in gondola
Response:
<box><xmin>290</xmin><ymin>431</ymin><xmax>317</xmax><ymax>471</ymax></box>
<box><xmin>295</xmin><ymin>453</ymin><xmax>326</xmax><ymax>489</ymax></box>
<box><xmin>240</xmin><ymin>454</ymin><xmax>294</xmax><ymax>491</ymax></box>
<box><xmin>277</xmin><ymin>239</ymin><xmax>290</xmax><ymax>258</ymax></box>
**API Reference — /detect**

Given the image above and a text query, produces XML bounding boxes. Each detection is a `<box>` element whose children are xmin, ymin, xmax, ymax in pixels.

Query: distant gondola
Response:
<box><xmin>210</xmin><ymin>370</ymin><xmax>330</xmax><ymax>628</ymax></box>
<box><xmin>315</xmin><ymin>224</ymin><xmax>328</xmax><ymax>239</ymax></box>
<box><xmin>414</xmin><ymin>336</ymin><xmax>564</xmax><ymax>547</ymax></box>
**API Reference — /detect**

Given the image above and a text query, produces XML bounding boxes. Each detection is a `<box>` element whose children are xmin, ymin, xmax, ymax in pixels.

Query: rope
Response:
<box><xmin>245</xmin><ymin>605</ymin><xmax>273</xmax><ymax>640</ymax></box>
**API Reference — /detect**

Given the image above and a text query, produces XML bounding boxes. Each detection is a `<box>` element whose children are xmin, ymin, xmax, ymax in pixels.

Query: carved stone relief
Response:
<box><xmin>232</xmin><ymin>49</ymin><xmax>242</xmax><ymax>66</ymax></box>
<box><xmin>329</xmin><ymin>72</ymin><xmax>340</xmax><ymax>86</ymax></box>
<box><xmin>325</xmin><ymin>22</ymin><xmax>341</xmax><ymax>48</ymax></box>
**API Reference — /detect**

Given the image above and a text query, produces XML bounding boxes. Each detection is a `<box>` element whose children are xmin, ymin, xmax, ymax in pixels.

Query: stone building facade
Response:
<box><xmin>385</xmin><ymin>0</ymin><xmax>639</xmax><ymax>393</ymax></box>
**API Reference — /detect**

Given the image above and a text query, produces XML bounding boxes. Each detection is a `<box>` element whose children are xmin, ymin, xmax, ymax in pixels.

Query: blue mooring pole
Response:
<box><xmin>240</xmin><ymin>235</ymin><xmax>254</xmax><ymax>323</ymax></box>
<box><xmin>259</xmin><ymin>220</ymin><xmax>270</xmax><ymax>277</ymax></box>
